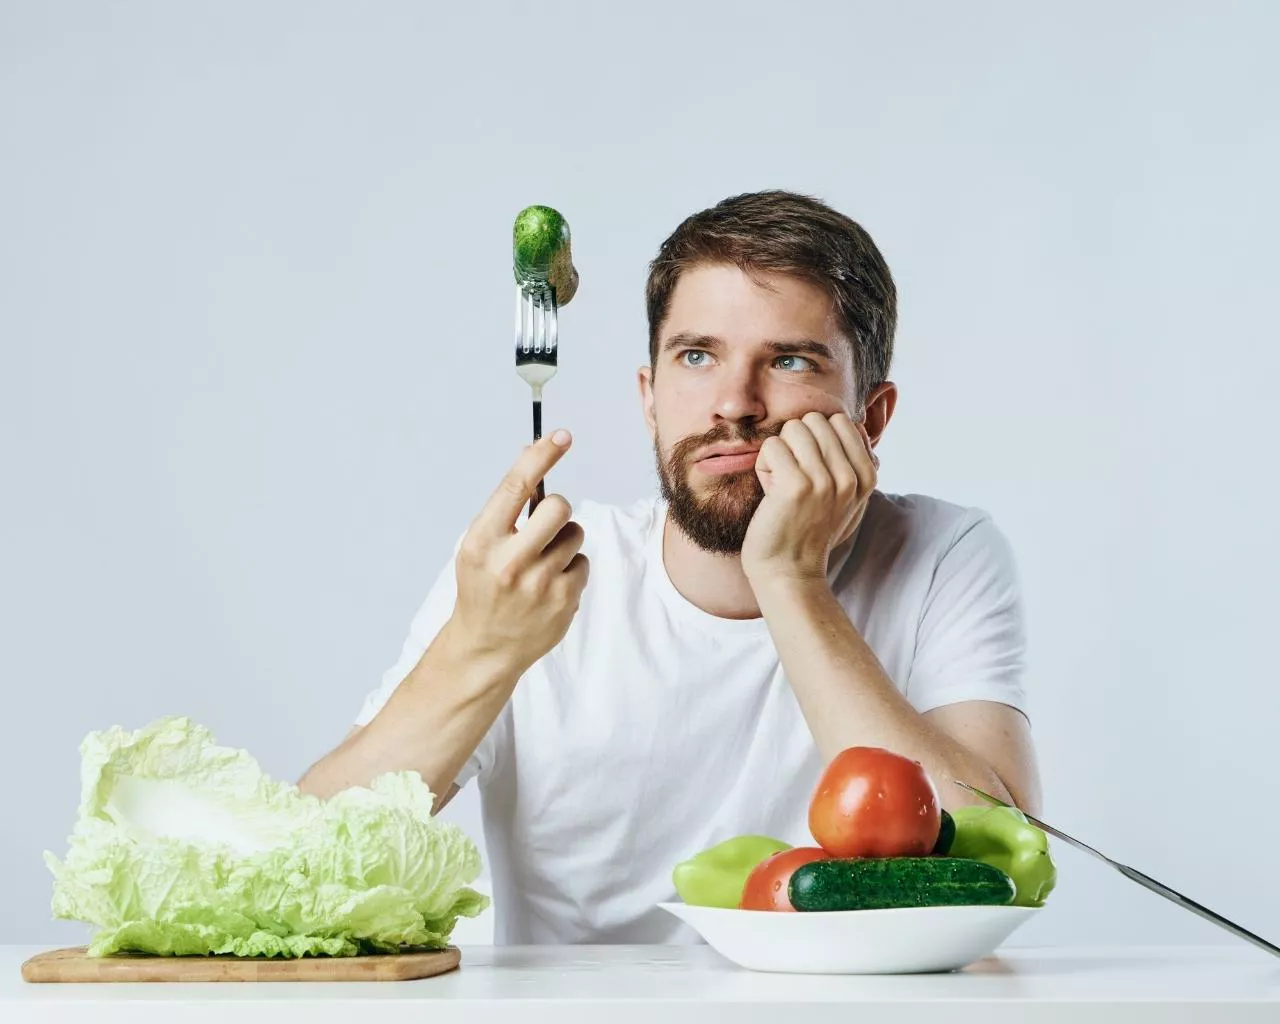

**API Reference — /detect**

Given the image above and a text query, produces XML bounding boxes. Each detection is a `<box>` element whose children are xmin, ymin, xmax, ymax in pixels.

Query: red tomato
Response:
<box><xmin>739</xmin><ymin>847</ymin><xmax>830</xmax><ymax>911</ymax></box>
<box><xmin>808</xmin><ymin>746</ymin><xmax>941</xmax><ymax>858</ymax></box>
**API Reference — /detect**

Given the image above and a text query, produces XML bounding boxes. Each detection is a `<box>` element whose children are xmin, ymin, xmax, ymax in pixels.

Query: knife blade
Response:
<box><xmin>953</xmin><ymin>780</ymin><xmax>1280</xmax><ymax>959</ymax></box>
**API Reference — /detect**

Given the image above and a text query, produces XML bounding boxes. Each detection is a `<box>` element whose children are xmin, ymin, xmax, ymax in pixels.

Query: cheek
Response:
<box><xmin>768</xmin><ymin>381</ymin><xmax>851</xmax><ymax>420</ymax></box>
<box><xmin>653</xmin><ymin>379</ymin><xmax>702</xmax><ymax>427</ymax></box>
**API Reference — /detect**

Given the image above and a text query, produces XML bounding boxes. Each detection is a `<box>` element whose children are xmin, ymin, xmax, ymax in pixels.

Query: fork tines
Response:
<box><xmin>514</xmin><ymin>283</ymin><xmax>559</xmax><ymax>380</ymax></box>
<box><xmin>514</xmin><ymin>282</ymin><xmax>560</xmax><ymax>515</ymax></box>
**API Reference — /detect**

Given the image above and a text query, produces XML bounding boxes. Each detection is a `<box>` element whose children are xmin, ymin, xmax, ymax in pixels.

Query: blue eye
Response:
<box><xmin>775</xmin><ymin>355</ymin><xmax>816</xmax><ymax>372</ymax></box>
<box><xmin>679</xmin><ymin>350</ymin><xmax>710</xmax><ymax>367</ymax></box>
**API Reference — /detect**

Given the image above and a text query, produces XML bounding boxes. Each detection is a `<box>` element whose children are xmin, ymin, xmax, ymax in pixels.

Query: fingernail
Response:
<box><xmin>551</xmin><ymin>429</ymin><xmax>572</xmax><ymax>447</ymax></box>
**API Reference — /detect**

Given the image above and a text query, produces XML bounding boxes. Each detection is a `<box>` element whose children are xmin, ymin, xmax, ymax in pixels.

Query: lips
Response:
<box><xmin>694</xmin><ymin>448</ymin><xmax>761</xmax><ymax>476</ymax></box>
<box><xmin>696</xmin><ymin>445</ymin><xmax>761</xmax><ymax>462</ymax></box>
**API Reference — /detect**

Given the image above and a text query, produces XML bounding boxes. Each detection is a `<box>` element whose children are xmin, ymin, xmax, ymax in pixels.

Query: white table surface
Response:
<box><xmin>5</xmin><ymin>943</ymin><xmax>1279</xmax><ymax>1023</ymax></box>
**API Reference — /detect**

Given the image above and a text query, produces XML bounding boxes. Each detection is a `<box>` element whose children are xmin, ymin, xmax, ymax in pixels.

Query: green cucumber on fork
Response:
<box><xmin>513</xmin><ymin>205</ymin><xmax>578</xmax><ymax>305</ymax></box>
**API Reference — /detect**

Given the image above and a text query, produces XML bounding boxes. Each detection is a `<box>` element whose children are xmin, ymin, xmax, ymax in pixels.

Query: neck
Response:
<box><xmin>660</xmin><ymin>509</ymin><xmax>764</xmax><ymax>620</ymax></box>
<box><xmin>657</xmin><ymin>498</ymin><xmax>871</xmax><ymax>619</ymax></box>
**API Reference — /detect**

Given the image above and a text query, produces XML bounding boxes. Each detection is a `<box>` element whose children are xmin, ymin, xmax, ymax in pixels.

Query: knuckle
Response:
<box><xmin>493</xmin><ymin>559</ymin><xmax>520</xmax><ymax>589</ymax></box>
<box><xmin>500</xmin><ymin>473</ymin><xmax>529</xmax><ymax>501</ymax></box>
<box><xmin>557</xmin><ymin>577</ymin><xmax>587</xmax><ymax>613</ymax></box>
<box><xmin>459</xmin><ymin>533</ymin><xmax>484</xmax><ymax>564</ymax></box>
<box><xmin>525</xmin><ymin>563</ymin><xmax>551</xmax><ymax>591</ymax></box>
<box><xmin>551</xmin><ymin>575</ymin><xmax>574</xmax><ymax>605</ymax></box>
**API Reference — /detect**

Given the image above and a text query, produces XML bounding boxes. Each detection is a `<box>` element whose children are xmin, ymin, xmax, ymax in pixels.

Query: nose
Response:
<box><xmin>711</xmin><ymin>360</ymin><xmax>768</xmax><ymax>427</ymax></box>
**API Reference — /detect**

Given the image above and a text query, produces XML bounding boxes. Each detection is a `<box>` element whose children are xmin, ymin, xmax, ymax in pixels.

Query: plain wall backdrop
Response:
<box><xmin>3</xmin><ymin>0</ymin><xmax>1278</xmax><ymax>950</ymax></box>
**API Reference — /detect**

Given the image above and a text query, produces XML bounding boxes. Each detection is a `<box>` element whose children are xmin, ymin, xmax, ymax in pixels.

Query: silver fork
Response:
<box><xmin>514</xmin><ymin>281</ymin><xmax>559</xmax><ymax>516</ymax></box>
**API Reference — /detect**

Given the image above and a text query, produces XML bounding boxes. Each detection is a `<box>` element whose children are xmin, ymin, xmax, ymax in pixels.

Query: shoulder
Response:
<box><xmin>861</xmin><ymin>490</ymin><xmax>1004</xmax><ymax>555</ymax></box>
<box><xmin>571</xmin><ymin>495</ymin><xmax>659</xmax><ymax>563</ymax></box>
<box><xmin>839</xmin><ymin>491</ymin><xmax>1016</xmax><ymax>592</ymax></box>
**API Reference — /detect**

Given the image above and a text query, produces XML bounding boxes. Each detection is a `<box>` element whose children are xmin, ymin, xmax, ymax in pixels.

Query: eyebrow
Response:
<box><xmin>661</xmin><ymin>331</ymin><xmax>836</xmax><ymax>361</ymax></box>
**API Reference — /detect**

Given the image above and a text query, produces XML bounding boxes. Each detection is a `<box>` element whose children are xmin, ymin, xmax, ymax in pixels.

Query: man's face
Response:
<box><xmin>638</xmin><ymin>263</ymin><xmax>859</xmax><ymax>554</ymax></box>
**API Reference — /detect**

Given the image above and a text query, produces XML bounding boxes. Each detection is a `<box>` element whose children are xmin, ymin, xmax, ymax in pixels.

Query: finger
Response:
<box><xmin>563</xmin><ymin>551</ymin><xmax>590</xmax><ymax>592</ymax></box>
<box><xmin>474</xmin><ymin>430</ymin><xmax>573</xmax><ymax>540</ymax></box>
<box><xmin>536</xmin><ymin>520</ymin><xmax>585</xmax><ymax>574</ymax></box>
<box><xmin>802</xmin><ymin>411</ymin><xmax>859</xmax><ymax>493</ymax></box>
<box><xmin>509</xmin><ymin>493</ymin><xmax>574</xmax><ymax>568</ymax></box>
<box><xmin>830</xmin><ymin>414</ymin><xmax>877</xmax><ymax>493</ymax></box>
<box><xmin>780</xmin><ymin>418</ymin><xmax>834</xmax><ymax>493</ymax></box>
<box><xmin>829</xmin><ymin>413</ymin><xmax>870</xmax><ymax>469</ymax></box>
<box><xmin>755</xmin><ymin>433</ymin><xmax>802</xmax><ymax>494</ymax></box>
<box><xmin>553</xmin><ymin>552</ymin><xmax>591</xmax><ymax>605</ymax></box>
<box><xmin>858</xmin><ymin>419</ymin><xmax>881</xmax><ymax>470</ymax></box>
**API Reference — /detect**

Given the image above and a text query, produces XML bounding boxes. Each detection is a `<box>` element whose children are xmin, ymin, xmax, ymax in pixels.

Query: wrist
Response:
<box><xmin>747</xmin><ymin>570</ymin><xmax>835</xmax><ymax>613</ymax></box>
<box><xmin>743</xmin><ymin>561</ymin><xmax>831</xmax><ymax>592</ymax></box>
<box><xmin>430</xmin><ymin>619</ymin><xmax>526</xmax><ymax>704</ymax></box>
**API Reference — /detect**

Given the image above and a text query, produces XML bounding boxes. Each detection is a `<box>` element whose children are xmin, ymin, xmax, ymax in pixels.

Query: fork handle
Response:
<box><xmin>529</xmin><ymin>398</ymin><xmax>545</xmax><ymax>516</ymax></box>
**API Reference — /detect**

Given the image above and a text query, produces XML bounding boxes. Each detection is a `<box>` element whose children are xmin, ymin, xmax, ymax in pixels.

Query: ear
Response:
<box><xmin>637</xmin><ymin>364</ymin><xmax>658</xmax><ymax>443</ymax></box>
<box><xmin>862</xmin><ymin>381</ymin><xmax>898</xmax><ymax>447</ymax></box>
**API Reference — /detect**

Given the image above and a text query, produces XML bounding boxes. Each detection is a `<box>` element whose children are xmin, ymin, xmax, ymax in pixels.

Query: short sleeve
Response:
<box><xmin>905</xmin><ymin>512</ymin><xmax>1029</xmax><ymax>719</ymax></box>
<box><xmin>352</xmin><ymin>532</ymin><xmax>497</xmax><ymax>790</ymax></box>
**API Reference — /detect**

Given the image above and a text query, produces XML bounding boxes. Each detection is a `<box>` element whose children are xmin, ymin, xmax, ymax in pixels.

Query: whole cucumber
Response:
<box><xmin>789</xmin><ymin>856</ymin><xmax>1015</xmax><ymax>912</ymax></box>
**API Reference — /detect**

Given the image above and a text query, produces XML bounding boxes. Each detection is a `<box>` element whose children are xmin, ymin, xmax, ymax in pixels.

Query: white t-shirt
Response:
<box><xmin>354</xmin><ymin>490</ymin><xmax>1028</xmax><ymax>944</ymax></box>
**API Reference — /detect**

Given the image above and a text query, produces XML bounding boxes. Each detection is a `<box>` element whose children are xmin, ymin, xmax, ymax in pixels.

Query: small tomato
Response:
<box><xmin>739</xmin><ymin>847</ymin><xmax>830</xmax><ymax>911</ymax></box>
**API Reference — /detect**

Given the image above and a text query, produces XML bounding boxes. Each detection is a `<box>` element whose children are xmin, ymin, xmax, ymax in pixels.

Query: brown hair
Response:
<box><xmin>645</xmin><ymin>190</ymin><xmax>897</xmax><ymax>404</ymax></box>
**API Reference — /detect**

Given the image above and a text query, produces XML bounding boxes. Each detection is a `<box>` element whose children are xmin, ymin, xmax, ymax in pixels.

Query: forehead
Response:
<box><xmin>661</xmin><ymin>263</ymin><xmax>843</xmax><ymax>346</ymax></box>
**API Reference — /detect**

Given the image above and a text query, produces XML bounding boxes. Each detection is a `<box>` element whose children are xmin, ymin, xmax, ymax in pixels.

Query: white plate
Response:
<box><xmin>658</xmin><ymin>901</ymin><xmax>1039</xmax><ymax>974</ymax></box>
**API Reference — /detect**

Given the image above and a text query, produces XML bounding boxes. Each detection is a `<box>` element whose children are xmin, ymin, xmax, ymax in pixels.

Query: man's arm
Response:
<box><xmin>741</xmin><ymin>411</ymin><xmax>1040</xmax><ymax>814</ymax></box>
<box><xmin>752</xmin><ymin>577</ymin><xmax>1040</xmax><ymax>813</ymax></box>
<box><xmin>297</xmin><ymin>623</ymin><xmax>516</xmax><ymax>813</ymax></box>
<box><xmin>302</xmin><ymin>728</ymin><xmax>461</xmax><ymax>811</ymax></box>
<box><xmin>298</xmin><ymin>431</ymin><xmax>589</xmax><ymax>811</ymax></box>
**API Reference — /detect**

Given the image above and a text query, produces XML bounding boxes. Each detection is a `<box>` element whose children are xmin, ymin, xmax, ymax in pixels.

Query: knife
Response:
<box><xmin>953</xmin><ymin>780</ymin><xmax>1280</xmax><ymax>959</ymax></box>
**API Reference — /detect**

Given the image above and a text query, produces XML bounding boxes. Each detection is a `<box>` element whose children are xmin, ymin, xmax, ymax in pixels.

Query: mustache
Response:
<box><xmin>667</xmin><ymin>421</ymin><xmax>785</xmax><ymax>467</ymax></box>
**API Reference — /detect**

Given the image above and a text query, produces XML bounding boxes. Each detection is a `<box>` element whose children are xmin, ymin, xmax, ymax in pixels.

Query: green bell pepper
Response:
<box><xmin>672</xmin><ymin>835</ymin><xmax>792</xmax><ymax>908</ymax></box>
<box><xmin>948</xmin><ymin>805</ymin><xmax>1057</xmax><ymax>907</ymax></box>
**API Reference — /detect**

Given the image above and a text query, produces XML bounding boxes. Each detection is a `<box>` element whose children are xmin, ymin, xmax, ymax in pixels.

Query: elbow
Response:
<box><xmin>997</xmin><ymin>771</ymin><xmax>1042</xmax><ymax>819</ymax></box>
<box><xmin>296</xmin><ymin>768</ymin><xmax>325</xmax><ymax>799</ymax></box>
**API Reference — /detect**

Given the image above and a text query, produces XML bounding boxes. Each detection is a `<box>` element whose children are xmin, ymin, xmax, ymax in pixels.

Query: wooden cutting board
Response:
<box><xmin>21</xmin><ymin>944</ymin><xmax>461</xmax><ymax>983</ymax></box>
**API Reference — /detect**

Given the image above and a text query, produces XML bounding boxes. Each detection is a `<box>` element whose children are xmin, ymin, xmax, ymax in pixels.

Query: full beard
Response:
<box><xmin>654</xmin><ymin>422</ymin><xmax>781</xmax><ymax>555</ymax></box>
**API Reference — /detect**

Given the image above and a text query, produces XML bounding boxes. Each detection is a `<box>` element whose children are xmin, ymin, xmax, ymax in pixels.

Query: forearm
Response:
<box><xmin>298</xmin><ymin>620</ymin><xmax>518</xmax><ymax>807</ymax></box>
<box><xmin>753</xmin><ymin>577</ymin><xmax>1015</xmax><ymax>811</ymax></box>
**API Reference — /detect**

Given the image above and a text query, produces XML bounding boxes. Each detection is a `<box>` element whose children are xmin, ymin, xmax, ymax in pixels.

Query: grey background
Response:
<box><xmin>3</xmin><ymin>0</ymin><xmax>1277</xmax><ymax>949</ymax></box>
